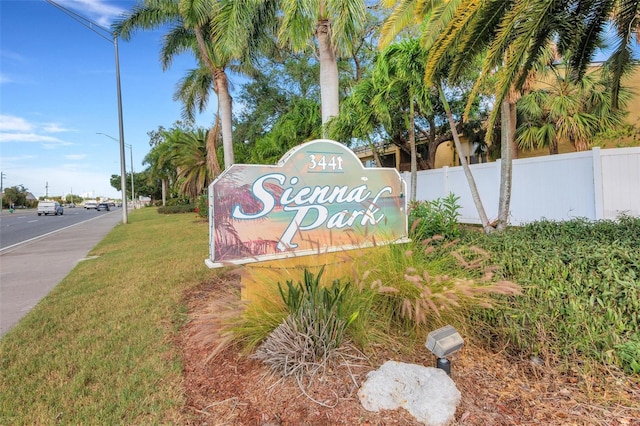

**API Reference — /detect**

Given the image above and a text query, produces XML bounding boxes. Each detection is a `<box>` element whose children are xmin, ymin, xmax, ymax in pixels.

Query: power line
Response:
<box><xmin>44</xmin><ymin>0</ymin><xmax>113</xmax><ymax>41</ymax></box>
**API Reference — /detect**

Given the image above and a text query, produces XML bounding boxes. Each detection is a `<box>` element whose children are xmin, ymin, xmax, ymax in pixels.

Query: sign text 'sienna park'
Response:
<box><xmin>205</xmin><ymin>139</ymin><xmax>408</xmax><ymax>268</ymax></box>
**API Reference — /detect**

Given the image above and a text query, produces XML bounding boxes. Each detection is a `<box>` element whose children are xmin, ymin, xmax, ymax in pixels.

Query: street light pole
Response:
<box><xmin>113</xmin><ymin>35</ymin><xmax>128</xmax><ymax>221</ymax></box>
<box><xmin>97</xmin><ymin>133</ymin><xmax>133</xmax><ymax>207</ymax></box>
<box><xmin>46</xmin><ymin>0</ymin><xmax>128</xmax><ymax>224</ymax></box>
<box><xmin>129</xmin><ymin>143</ymin><xmax>135</xmax><ymax>206</ymax></box>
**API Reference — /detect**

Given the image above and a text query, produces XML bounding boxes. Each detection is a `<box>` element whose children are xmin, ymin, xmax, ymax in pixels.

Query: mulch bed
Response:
<box><xmin>177</xmin><ymin>275</ymin><xmax>640</xmax><ymax>425</ymax></box>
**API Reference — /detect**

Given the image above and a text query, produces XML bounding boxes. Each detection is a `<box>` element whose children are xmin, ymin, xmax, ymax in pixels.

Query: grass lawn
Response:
<box><xmin>0</xmin><ymin>208</ymin><xmax>215</xmax><ymax>425</ymax></box>
<box><xmin>2</xmin><ymin>207</ymin><xmax>638</xmax><ymax>425</ymax></box>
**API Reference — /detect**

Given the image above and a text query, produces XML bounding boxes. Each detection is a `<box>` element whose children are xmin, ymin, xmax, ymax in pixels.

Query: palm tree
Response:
<box><xmin>380</xmin><ymin>1</ymin><xmax>500</xmax><ymax>232</ymax></box>
<box><xmin>166</xmin><ymin>127</ymin><xmax>211</xmax><ymax>200</ymax></box>
<box><xmin>277</xmin><ymin>0</ymin><xmax>367</xmax><ymax>129</ymax></box>
<box><xmin>172</xmin><ymin>65</ymin><xmax>222</xmax><ymax>177</ymax></box>
<box><xmin>113</xmin><ymin>0</ymin><xmax>236</xmax><ymax>169</ymax></box>
<box><xmin>372</xmin><ymin>39</ymin><xmax>434</xmax><ymax>201</ymax></box>
<box><xmin>144</xmin><ymin>138</ymin><xmax>177</xmax><ymax>206</ymax></box>
<box><xmin>380</xmin><ymin>0</ymin><xmax>638</xmax><ymax>231</ymax></box>
<box><xmin>517</xmin><ymin>64</ymin><xmax>629</xmax><ymax>154</ymax></box>
<box><xmin>251</xmin><ymin>98</ymin><xmax>322</xmax><ymax>164</ymax></box>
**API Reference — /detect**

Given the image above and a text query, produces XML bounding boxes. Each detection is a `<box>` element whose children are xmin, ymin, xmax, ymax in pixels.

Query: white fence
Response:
<box><xmin>401</xmin><ymin>147</ymin><xmax>640</xmax><ymax>225</ymax></box>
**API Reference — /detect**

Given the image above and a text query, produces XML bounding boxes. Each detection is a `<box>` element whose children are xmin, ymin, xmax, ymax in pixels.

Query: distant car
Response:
<box><xmin>37</xmin><ymin>201</ymin><xmax>63</xmax><ymax>216</ymax></box>
<box><xmin>84</xmin><ymin>201</ymin><xmax>98</xmax><ymax>209</ymax></box>
<box><xmin>96</xmin><ymin>203</ymin><xmax>110</xmax><ymax>211</ymax></box>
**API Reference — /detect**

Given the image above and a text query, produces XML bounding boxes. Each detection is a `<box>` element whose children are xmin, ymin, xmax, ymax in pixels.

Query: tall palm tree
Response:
<box><xmin>380</xmin><ymin>0</ymin><xmax>500</xmax><ymax>232</ymax></box>
<box><xmin>277</xmin><ymin>0</ymin><xmax>367</xmax><ymax>129</ymax></box>
<box><xmin>113</xmin><ymin>0</ymin><xmax>236</xmax><ymax>169</ymax></box>
<box><xmin>372</xmin><ymin>39</ymin><xmax>434</xmax><ymax>201</ymax></box>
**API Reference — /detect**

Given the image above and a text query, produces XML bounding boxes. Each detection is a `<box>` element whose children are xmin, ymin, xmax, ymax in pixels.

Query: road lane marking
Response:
<box><xmin>0</xmin><ymin>212</ymin><xmax>118</xmax><ymax>254</ymax></box>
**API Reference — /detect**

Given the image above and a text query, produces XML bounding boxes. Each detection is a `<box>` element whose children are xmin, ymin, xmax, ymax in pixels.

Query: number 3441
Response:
<box><xmin>308</xmin><ymin>154</ymin><xmax>343</xmax><ymax>171</ymax></box>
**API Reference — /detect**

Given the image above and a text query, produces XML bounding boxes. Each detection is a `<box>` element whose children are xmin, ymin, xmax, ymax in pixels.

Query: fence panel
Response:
<box><xmin>403</xmin><ymin>147</ymin><xmax>640</xmax><ymax>225</ymax></box>
<box><xmin>600</xmin><ymin>148</ymin><xmax>640</xmax><ymax>218</ymax></box>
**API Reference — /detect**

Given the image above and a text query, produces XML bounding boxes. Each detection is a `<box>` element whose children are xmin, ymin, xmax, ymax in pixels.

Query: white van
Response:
<box><xmin>37</xmin><ymin>201</ymin><xmax>64</xmax><ymax>216</ymax></box>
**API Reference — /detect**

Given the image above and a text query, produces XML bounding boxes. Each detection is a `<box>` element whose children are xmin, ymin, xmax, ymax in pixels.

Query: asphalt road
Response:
<box><xmin>0</xmin><ymin>208</ymin><xmax>123</xmax><ymax>337</ymax></box>
<box><xmin>0</xmin><ymin>207</ymin><xmax>118</xmax><ymax>249</ymax></box>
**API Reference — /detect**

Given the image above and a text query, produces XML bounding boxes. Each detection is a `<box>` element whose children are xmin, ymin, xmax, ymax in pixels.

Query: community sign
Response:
<box><xmin>205</xmin><ymin>139</ymin><xmax>408</xmax><ymax>268</ymax></box>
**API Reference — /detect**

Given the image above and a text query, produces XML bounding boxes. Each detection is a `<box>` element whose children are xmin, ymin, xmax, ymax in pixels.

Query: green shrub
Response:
<box><xmin>251</xmin><ymin>268</ymin><xmax>357</xmax><ymax>382</ymax></box>
<box><xmin>195</xmin><ymin>194</ymin><xmax>208</xmax><ymax>218</ymax></box>
<box><xmin>476</xmin><ymin>216</ymin><xmax>640</xmax><ymax>372</ymax></box>
<box><xmin>615</xmin><ymin>337</ymin><xmax>640</xmax><ymax>374</ymax></box>
<box><xmin>409</xmin><ymin>193</ymin><xmax>461</xmax><ymax>240</ymax></box>
<box><xmin>157</xmin><ymin>205</ymin><xmax>195</xmax><ymax>214</ymax></box>
<box><xmin>165</xmin><ymin>197</ymin><xmax>191</xmax><ymax>207</ymax></box>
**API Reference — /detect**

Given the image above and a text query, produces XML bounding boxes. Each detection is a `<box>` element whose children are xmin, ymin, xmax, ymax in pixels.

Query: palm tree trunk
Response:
<box><xmin>207</xmin><ymin>119</ymin><xmax>222</xmax><ymax>178</ymax></box>
<box><xmin>161</xmin><ymin>179</ymin><xmax>167</xmax><ymax>207</ymax></box>
<box><xmin>316</xmin><ymin>19</ymin><xmax>339</xmax><ymax>130</ymax></box>
<box><xmin>367</xmin><ymin>137</ymin><xmax>382</xmax><ymax>167</ymax></box>
<box><xmin>438</xmin><ymin>84</ymin><xmax>493</xmax><ymax>233</ymax></box>
<box><xmin>573</xmin><ymin>138</ymin><xmax>589</xmax><ymax>152</ymax></box>
<box><xmin>509</xmin><ymin>101</ymin><xmax>518</xmax><ymax>159</ymax></box>
<box><xmin>409</xmin><ymin>100</ymin><xmax>417</xmax><ymax>201</ymax></box>
<box><xmin>194</xmin><ymin>27</ymin><xmax>234</xmax><ymax>169</ymax></box>
<box><xmin>214</xmin><ymin>69</ymin><xmax>235</xmax><ymax>168</ymax></box>
<box><xmin>497</xmin><ymin>97</ymin><xmax>513</xmax><ymax>230</ymax></box>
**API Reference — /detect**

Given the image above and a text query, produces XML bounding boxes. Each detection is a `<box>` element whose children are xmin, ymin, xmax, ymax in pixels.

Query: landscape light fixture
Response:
<box><xmin>426</xmin><ymin>325</ymin><xmax>464</xmax><ymax>376</ymax></box>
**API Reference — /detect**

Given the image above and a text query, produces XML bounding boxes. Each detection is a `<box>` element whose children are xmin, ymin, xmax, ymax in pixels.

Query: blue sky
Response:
<box><xmin>1</xmin><ymin>0</ymin><xmax>219</xmax><ymax>200</ymax></box>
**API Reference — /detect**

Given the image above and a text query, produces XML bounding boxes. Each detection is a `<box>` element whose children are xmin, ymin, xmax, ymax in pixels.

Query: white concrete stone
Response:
<box><xmin>358</xmin><ymin>360</ymin><xmax>461</xmax><ymax>426</ymax></box>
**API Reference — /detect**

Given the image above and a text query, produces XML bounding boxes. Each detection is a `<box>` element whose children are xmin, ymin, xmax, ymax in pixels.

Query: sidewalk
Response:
<box><xmin>0</xmin><ymin>211</ymin><xmax>123</xmax><ymax>337</ymax></box>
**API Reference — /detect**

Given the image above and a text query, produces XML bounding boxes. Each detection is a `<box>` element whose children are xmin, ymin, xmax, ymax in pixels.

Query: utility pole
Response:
<box><xmin>0</xmin><ymin>171</ymin><xmax>6</xmax><ymax>211</ymax></box>
<box><xmin>46</xmin><ymin>181</ymin><xmax>49</xmax><ymax>198</ymax></box>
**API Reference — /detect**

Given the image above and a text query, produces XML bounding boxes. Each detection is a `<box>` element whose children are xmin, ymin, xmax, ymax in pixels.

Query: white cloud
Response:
<box><xmin>0</xmin><ymin>154</ymin><xmax>36</xmax><ymax>166</ymax></box>
<box><xmin>55</xmin><ymin>0</ymin><xmax>126</xmax><ymax>29</ymax></box>
<box><xmin>64</xmin><ymin>154</ymin><xmax>87</xmax><ymax>160</ymax></box>
<box><xmin>0</xmin><ymin>73</ymin><xmax>11</xmax><ymax>85</ymax></box>
<box><xmin>0</xmin><ymin>115</ymin><xmax>74</xmax><ymax>147</ymax></box>
<box><xmin>0</xmin><ymin>115</ymin><xmax>32</xmax><ymax>132</ymax></box>
<box><xmin>42</xmin><ymin>123</ymin><xmax>74</xmax><ymax>133</ymax></box>
<box><xmin>0</xmin><ymin>132</ymin><xmax>67</xmax><ymax>144</ymax></box>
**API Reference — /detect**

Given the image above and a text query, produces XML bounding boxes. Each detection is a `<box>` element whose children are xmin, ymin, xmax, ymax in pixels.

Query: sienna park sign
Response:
<box><xmin>205</xmin><ymin>139</ymin><xmax>408</xmax><ymax>268</ymax></box>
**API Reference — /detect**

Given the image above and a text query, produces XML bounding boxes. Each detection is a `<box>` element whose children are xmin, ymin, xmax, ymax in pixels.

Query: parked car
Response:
<box><xmin>37</xmin><ymin>201</ymin><xmax>63</xmax><ymax>216</ymax></box>
<box><xmin>96</xmin><ymin>203</ymin><xmax>110</xmax><ymax>211</ymax></box>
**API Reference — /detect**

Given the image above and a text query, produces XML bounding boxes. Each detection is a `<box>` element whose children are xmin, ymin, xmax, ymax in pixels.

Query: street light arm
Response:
<box><xmin>45</xmin><ymin>0</ymin><xmax>113</xmax><ymax>43</ymax></box>
<box><xmin>97</xmin><ymin>132</ymin><xmax>131</xmax><ymax>149</ymax></box>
